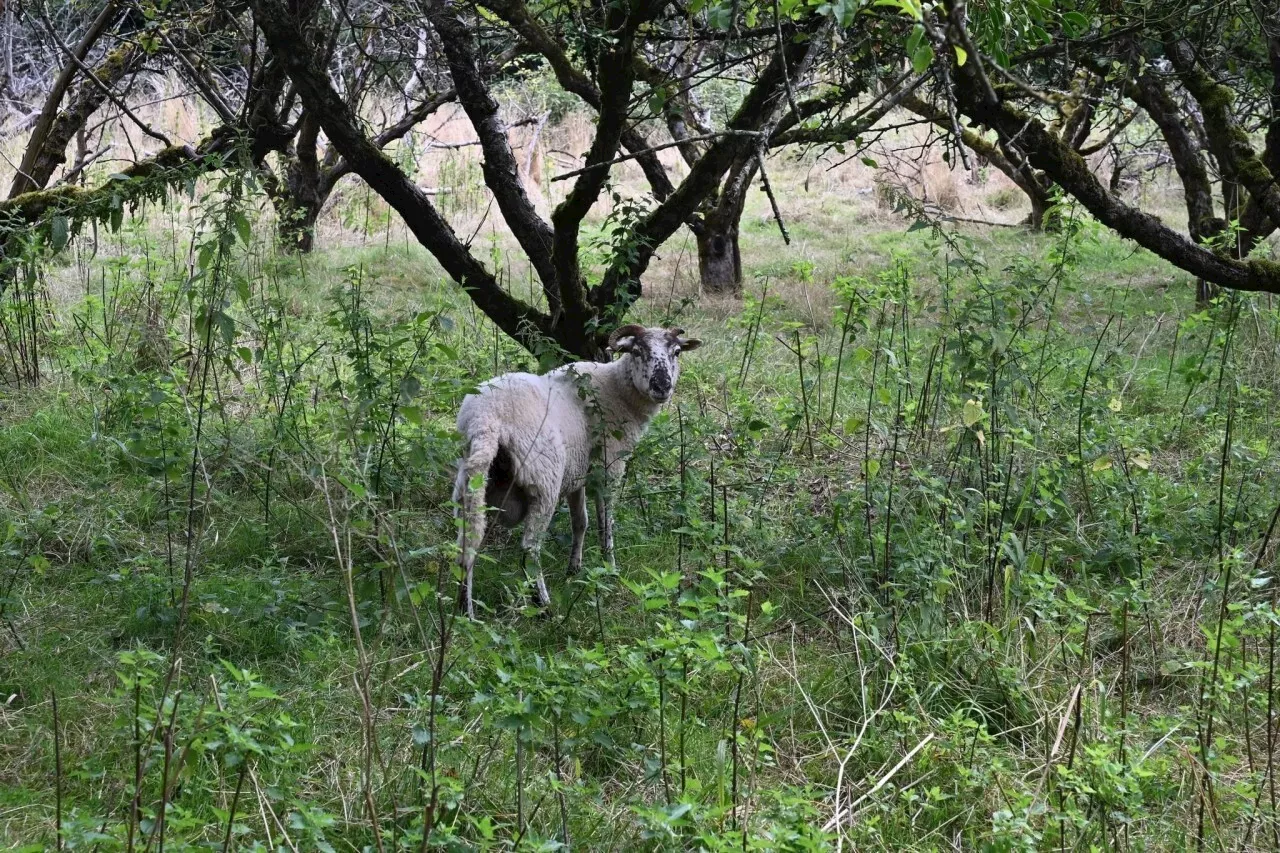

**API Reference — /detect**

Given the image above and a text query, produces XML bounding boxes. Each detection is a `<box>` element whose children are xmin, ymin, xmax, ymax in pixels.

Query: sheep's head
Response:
<box><xmin>608</xmin><ymin>325</ymin><xmax>702</xmax><ymax>404</ymax></box>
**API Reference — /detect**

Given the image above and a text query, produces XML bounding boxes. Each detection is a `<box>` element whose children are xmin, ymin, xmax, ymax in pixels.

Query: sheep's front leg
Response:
<box><xmin>594</xmin><ymin>490</ymin><xmax>615</xmax><ymax>568</ymax></box>
<box><xmin>568</xmin><ymin>488</ymin><xmax>588</xmax><ymax>574</ymax></box>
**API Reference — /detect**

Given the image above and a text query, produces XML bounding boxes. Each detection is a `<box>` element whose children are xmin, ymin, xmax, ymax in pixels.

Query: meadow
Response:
<box><xmin>1</xmin><ymin>101</ymin><xmax>1278</xmax><ymax>850</ymax></box>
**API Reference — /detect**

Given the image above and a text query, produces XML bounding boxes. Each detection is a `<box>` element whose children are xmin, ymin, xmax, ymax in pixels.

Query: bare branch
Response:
<box><xmin>37</xmin><ymin>3</ymin><xmax>171</xmax><ymax>148</ymax></box>
<box><xmin>9</xmin><ymin>0</ymin><xmax>118</xmax><ymax>197</ymax></box>
<box><xmin>418</xmin><ymin>0</ymin><xmax>557</xmax><ymax>296</ymax></box>
<box><xmin>550</xmin><ymin>130</ymin><xmax>765</xmax><ymax>182</ymax></box>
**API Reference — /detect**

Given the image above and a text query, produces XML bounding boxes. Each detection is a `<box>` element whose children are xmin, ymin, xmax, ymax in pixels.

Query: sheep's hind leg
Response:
<box><xmin>520</xmin><ymin>499</ymin><xmax>556</xmax><ymax>610</ymax></box>
<box><xmin>568</xmin><ymin>488</ymin><xmax>588</xmax><ymax>574</ymax></box>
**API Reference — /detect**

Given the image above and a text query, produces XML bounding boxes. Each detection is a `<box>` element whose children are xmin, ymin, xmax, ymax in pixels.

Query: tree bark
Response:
<box><xmin>696</xmin><ymin>153</ymin><xmax>756</xmax><ymax>293</ymax></box>
<box><xmin>697</xmin><ymin>216</ymin><xmax>742</xmax><ymax>293</ymax></box>
<box><xmin>1128</xmin><ymin>70</ymin><xmax>1224</xmax><ymax>302</ymax></box>
<box><xmin>8</xmin><ymin>1</ymin><xmax>125</xmax><ymax>198</ymax></box>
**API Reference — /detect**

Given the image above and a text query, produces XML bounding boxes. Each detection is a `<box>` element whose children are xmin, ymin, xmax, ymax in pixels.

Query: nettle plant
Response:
<box><xmin>43</xmin><ymin>648</ymin><xmax>316</xmax><ymax>852</ymax></box>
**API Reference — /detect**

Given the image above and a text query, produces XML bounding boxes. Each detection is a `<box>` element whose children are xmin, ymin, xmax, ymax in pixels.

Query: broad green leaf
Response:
<box><xmin>1062</xmin><ymin>11</ymin><xmax>1089</xmax><ymax>36</ymax></box>
<box><xmin>962</xmin><ymin>398</ymin><xmax>985</xmax><ymax>427</ymax></box>
<box><xmin>912</xmin><ymin>44</ymin><xmax>934</xmax><ymax>73</ymax></box>
<box><xmin>954</xmin><ymin>45</ymin><xmax>968</xmax><ymax>66</ymax></box>
<box><xmin>50</xmin><ymin>215</ymin><xmax>69</xmax><ymax>252</ymax></box>
<box><xmin>233</xmin><ymin>211</ymin><xmax>252</xmax><ymax>246</ymax></box>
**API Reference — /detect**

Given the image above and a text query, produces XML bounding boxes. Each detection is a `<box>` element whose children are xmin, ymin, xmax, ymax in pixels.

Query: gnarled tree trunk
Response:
<box><xmin>695</xmin><ymin>152</ymin><xmax>757</xmax><ymax>294</ymax></box>
<box><xmin>696</xmin><ymin>215</ymin><xmax>741</xmax><ymax>293</ymax></box>
<box><xmin>273</xmin><ymin>112</ymin><xmax>325</xmax><ymax>252</ymax></box>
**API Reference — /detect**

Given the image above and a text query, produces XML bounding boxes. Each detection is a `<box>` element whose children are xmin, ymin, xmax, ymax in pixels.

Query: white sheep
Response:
<box><xmin>452</xmin><ymin>325</ymin><xmax>702</xmax><ymax>617</ymax></box>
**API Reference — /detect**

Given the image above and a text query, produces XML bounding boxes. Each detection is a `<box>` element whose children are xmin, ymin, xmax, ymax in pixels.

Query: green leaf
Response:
<box><xmin>962</xmin><ymin>398</ymin><xmax>985</xmax><ymax>427</ymax></box>
<box><xmin>911</xmin><ymin>44</ymin><xmax>934</xmax><ymax>73</ymax></box>
<box><xmin>953</xmin><ymin>45</ymin><xmax>968</xmax><ymax>66</ymax></box>
<box><xmin>861</xmin><ymin>156</ymin><xmax>878</xmax><ymax>168</ymax></box>
<box><xmin>1062</xmin><ymin>11</ymin><xmax>1089</xmax><ymax>37</ymax></box>
<box><xmin>708</xmin><ymin>1</ymin><xmax>733</xmax><ymax>30</ymax></box>
<box><xmin>50</xmin><ymin>215</ymin><xmax>69</xmax><ymax>253</ymax></box>
<box><xmin>233</xmin><ymin>211</ymin><xmax>252</xmax><ymax>246</ymax></box>
<box><xmin>906</xmin><ymin>24</ymin><xmax>924</xmax><ymax>56</ymax></box>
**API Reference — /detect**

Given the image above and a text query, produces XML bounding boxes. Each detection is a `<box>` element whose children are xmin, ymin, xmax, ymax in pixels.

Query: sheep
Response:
<box><xmin>452</xmin><ymin>325</ymin><xmax>702</xmax><ymax>617</ymax></box>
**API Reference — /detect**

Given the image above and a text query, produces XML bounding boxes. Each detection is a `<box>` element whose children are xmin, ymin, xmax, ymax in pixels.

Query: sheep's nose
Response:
<box><xmin>651</xmin><ymin>373</ymin><xmax>671</xmax><ymax>396</ymax></box>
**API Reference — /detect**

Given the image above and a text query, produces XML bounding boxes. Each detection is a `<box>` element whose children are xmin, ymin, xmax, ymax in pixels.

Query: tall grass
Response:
<box><xmin>0</xmin><ymin>124</ymin><xmax>1278</xmax><ymax>850</ymax></box>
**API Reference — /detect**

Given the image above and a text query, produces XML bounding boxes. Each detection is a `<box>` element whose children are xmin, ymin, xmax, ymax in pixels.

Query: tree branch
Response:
<box><xmin>548</xmin><ymin>0</ymin><xmax>648</xmax><ymax>334</ymax></box>
<box><xmin>945</xmin><ymin>9</ymin><xmax>1280</xmax><ymax>295</ymax></box>
<box><xmin>8</xmin><ymin>0</ymin><xmax>119</xmax><ymax>197</ymax></box>
<box><xmin>252</xmin><ymin>0</ymin><xmax>553</xmax><ymax>351</ymax></box>
<box><xmin>481</xmin><ymin>0</ymin><xmax>675</xmax><ymax>200</ymax></box>
<box><xmin>595</xmin><ymin>18</ymin><xmax>819</xmax><ymax>314</ymax></box>
<box><xmin>37</xmin><ymin>4</ymin><xmax>171</xmax><ymax>148</ymax></box>
<box><xmin>418</xmin><ymin>0</ymin><xmax>558</xmax><ymax>298</ymax></box>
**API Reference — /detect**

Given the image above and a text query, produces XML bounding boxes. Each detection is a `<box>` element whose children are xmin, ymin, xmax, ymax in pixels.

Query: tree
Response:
<box><xmin>928</xmin><ymin>0</ymin><xmax>1280</xmax><ymax>297</ymax></box>
<box><xmin>0</xmin><ymin>2</ymin><xmax>301</xmax><ymax>292</ymax></box>
<box><xmin>259</xmin><ymin>2</ymin><xmax>464</xmax><ymax>252</ymax></box>
<box><xmin>251</xmin><ymin>0</ymin><xmax>829</xmax><ymax>357</ymax></box>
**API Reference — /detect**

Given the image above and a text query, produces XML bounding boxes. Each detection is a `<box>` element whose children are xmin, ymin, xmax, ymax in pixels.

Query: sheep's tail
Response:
<box><xmin>454</xmin><ymin>428</ymin><xmax>499</xmax><ymax>575</ymax></box>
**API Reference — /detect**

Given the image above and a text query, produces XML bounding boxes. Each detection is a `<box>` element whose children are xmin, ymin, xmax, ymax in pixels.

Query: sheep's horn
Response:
<box><xmin>608</xmin><ymin>324</ymin><xmax>648</xmax><ymax>350</ymax></box>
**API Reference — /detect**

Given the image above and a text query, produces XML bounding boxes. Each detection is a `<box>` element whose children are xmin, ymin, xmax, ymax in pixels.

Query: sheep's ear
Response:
<box><xmin>677</xmin><ymin>338</ymin><xmax>702</xmax><ymax>353</ymax></box>
<box><xmin>608</xmin><ymin>335</ymin><xmax>638</xmax><ymax>356</ymax></box>
<box><xmin>608</xmin><ymin>323</ymin><xmax>647</xmax><ymax>355</ymax></box>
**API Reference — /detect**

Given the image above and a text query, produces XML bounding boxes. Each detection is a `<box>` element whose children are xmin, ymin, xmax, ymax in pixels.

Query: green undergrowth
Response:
<box><xmin>2</xmin><ymin>176</ymin><xmax>1280</xmax><ymax>850</ymax></box>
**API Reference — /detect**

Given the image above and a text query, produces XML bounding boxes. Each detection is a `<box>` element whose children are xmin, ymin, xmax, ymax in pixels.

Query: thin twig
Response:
<box><xmin>550</xmin><ymin>130</ymin><xmax>765</xmax><ymax>181</ymax></box>
<box><xmin>824</xmin><ymin>733</ymin><xmax>936</xmax><ymax>830</ymax></box>
<box><xmin>756</xmin><ymin>144</ymin><xmax>790</xmax><ymax>244</ymax></box>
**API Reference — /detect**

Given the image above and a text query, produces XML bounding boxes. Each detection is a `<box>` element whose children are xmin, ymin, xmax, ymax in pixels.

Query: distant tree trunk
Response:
<box><xmin>999</xmin><ymin>140</ymin><xmax>1058</xmax><ymax>232</ymax></box>
<box><xmin>1131</xmin><ymin>68</ymin><xmax>1228</xmax><ymax>304</ymax></box>
<box><xmin>695</xmin><ymin>153</ymin><xmax>757</xmax><ymax>294</ymax></box>
<box><xmin>275</xmin><ymin>112</ymin><xmax>324</xmax><ymax>252</ymax></box>
<box><xmin>696</xmin><ymin>214</ymin><xmax>741</xmax><ymax>293</ymax></box>
<box><xmin>268</xmin><ymin>89</ymin><xmax>456</xmax><ymax>253</ymax></box>
<box><xmin>1026</xmin><ymin>189</ymin><xmax>1051</xmax><ymax>231</ymax></box>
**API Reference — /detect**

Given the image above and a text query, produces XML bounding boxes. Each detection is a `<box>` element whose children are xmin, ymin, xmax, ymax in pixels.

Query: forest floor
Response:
<box><xmin>2</xmin><ymin>149</ymin><xmax>1279</xmax><ymax>850</ymax></box>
